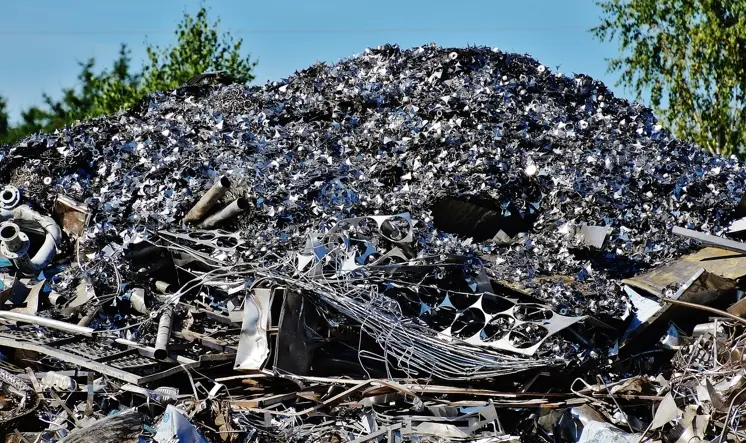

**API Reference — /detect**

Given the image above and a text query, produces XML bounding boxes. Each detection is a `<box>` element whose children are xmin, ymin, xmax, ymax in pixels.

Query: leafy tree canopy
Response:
<box><xmin>0</xmin><ymin>7</ymin><xmax>257</xmax><ymax>144</ymax></box>
<box><xmin>593</xmin><ymin>0</ymin><xmax>746</xmax><ymax>156</ymax></box>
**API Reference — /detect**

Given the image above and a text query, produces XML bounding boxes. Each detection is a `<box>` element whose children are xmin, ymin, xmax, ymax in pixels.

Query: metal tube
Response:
<box><xmin>0</xmin><ymin>311</ymin><xmax>94</xmax><ymax>337</ymax></box>
<box><xmin>199</xmin><ymin>198</ymin><xmax>250</xmax><ymax>229</ymax></box>
<box><xmin>154</xmin><ymin>280</ymin><xmax>175</xmax><ymax>294</ymax></box>
<box><xmin>129</xmin><ymin>288</ymin><xmax>149</xmax><ymax>315</ymax></box>
<box><xmin>48</xmin><ymin>291</ymin><xmax>68</xmax><ymax>307</ymax></box>
<box><xmin>183</xmin><ymin>176</ymin><xmax>231</xmax><ymax>223</ymax></box>
<box><xmin>0</xmin><ymin>222</ymin><xmax>25</xmax><ymax>252</ymax></box>
<box><xmin>7</xmin><ymin>205</ymin><xmax>62</xmax><ymax>274</ymax></box>
<box><xmin>77</xmin><ymin>306</ymin><xmax>100</xmax><ymax>327</ymax></box>
<box><xmin>154</xmin><ymin>308</ymin><xmax>174</xmax><ymax>360</ymax></box>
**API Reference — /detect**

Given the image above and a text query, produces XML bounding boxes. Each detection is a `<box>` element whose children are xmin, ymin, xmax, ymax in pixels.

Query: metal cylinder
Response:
<box><xmin>199</xmin><ymin>198</ymin><xmax>250</xmax><ymax>229</ymax></box>
<box><xmin>129</xmin><ymin>288</ymin><xmax>149</xmax><ymax>315</ymax></box>
<box><xmin>77</xmin><ymin>307</ymin><xmax>100</xmax><ymax>327</ymax></box>
<box><xmin>48</xmin><ymin>291</ymin><xmax>68</xmax><ymax>307</ymax></box>
<box><xmin>154</xmin><ymin>307</ymin><xmax>174</xmax><ymax>360</ymax></box>
<box><xmin>0</xmin><ymin>222</ymin><xmax>25</xmax><ymax>252</ymax></box>
<box><xmin>183</xmin><ymin>176</ymin><xmax>231</xmax><ymax>223</ymax></box>
<box><xmin>0</xmin><ymin>311</ymin><xmax>94</xmax><ymax>336</ymax></box>
<box><xmin>154</xmin><ymin>280</ymin><xmax>175</xmax><ymax>294</ymax></box>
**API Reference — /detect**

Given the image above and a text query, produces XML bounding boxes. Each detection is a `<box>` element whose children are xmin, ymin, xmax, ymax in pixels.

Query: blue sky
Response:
<box><xmin>0</xmin><ymin>0</ymin><xmax>627</xmax><ymax>123</ymax></box>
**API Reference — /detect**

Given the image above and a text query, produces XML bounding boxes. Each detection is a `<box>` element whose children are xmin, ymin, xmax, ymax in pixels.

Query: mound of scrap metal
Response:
<box><xmin>1</xmin><ymin>44</ymin><xmax>746</xmax><ymax>442</ymax></box>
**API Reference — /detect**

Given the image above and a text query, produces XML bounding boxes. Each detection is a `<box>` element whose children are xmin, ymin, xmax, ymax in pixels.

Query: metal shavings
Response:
<box><xmin>3</xmin><ymin>44</ymin><xmax>743</xmax><ymax>318</ymax></box>
<box><xmin>2</xmin><ymin>44</ymin><xmax>746</xmax><ymax>442</ymax></box>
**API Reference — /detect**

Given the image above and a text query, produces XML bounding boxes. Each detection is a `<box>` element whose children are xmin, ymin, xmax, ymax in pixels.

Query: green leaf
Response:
<box><xmin>2</xmin><ymin>6</ymin><xmax>257</xmax><ymax>143</ymax></box>
<box><xmin>593</xmin><ymin>0</ymin><xmax>746</xmax><ymax>156</ymax></box>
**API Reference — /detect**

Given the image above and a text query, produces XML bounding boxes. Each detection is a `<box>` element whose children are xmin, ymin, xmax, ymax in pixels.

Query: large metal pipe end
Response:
<box><xmin>48</xmin><ymin>291</ymin><xmax>68</xmax><ymax>307</ymax></box>
<box><xmin>182</xmin><ymin>176</ymin><xmax>232</xmax><ymax>224</ymax></box>
<box><xmin>199</xmin><ymin>198</ymin><xmax>250</xmax><ymax>229</ymax></box>
<box><xmin>129</xmin><ymin>288</ymin><xmax>149</xmax><ymax>315</ymax></box>
<box><xmin>217</xmin><ymin>176</ymin><xmax>231</xmax><ymax>188</ymax></box>
<box><xmin>0</xmin><ymin>222</ymin><xmax>29</xmax><ymax>256</ymax></box>
<box><xmin>154</xmin><ymin>280</ymin><xmax>175</xmax><ymax>295</ymax></box>
<box><xmin>0</xmin><ymin>186</ymin><xmax>20</xmax><ymax>210</ymax></box>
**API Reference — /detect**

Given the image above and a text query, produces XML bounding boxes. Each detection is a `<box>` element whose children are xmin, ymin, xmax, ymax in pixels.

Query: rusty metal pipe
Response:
<box><xmin>199</xmin><ymin>198</ymin><xmax>250</xmax><ymax>229</ymax></box>
<box><xmin>183</xmin><ymin>176</ymin><xmax>231</xmax><ymax>223</ymax></box>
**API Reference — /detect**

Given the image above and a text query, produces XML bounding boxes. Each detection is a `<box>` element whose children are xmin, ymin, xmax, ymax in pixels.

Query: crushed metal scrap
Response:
<box><xmin>1</xmin><ymin>44</ymin><xmax>746</xmax><ymax>441</ymax></box>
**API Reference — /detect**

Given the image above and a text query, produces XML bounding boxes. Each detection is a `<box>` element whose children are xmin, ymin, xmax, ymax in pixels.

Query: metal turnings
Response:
<box><xmin>0</xmin><ymin>44</ymin><xmax>746</xmax><ymax>441</ymax></box>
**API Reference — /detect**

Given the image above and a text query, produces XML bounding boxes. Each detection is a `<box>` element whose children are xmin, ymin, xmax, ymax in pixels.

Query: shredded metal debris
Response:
<box><xmin>1</xmin><ymin>44</ymin><xmax>746</xmax><ymax>441</ymax></box>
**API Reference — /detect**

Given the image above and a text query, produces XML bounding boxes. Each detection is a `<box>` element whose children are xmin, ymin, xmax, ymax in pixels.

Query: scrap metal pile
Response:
<box><xmin>1</xmin><ymin>44</ymin><xmax>746</xmax><ymax>441</ymax></box>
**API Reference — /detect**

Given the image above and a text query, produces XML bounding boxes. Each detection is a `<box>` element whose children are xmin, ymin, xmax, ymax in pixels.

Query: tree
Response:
<box><xmin>0</xmin><ymin>97</ymin><xmax>9</xmax><ymax>140</ymax></box>
<box><xmin>142</xmin><ymin>7</ymin><xmax>256</xmax><ymax>92</ymax></box>
<box><xmin>592</xmin><ymin>0</ymin><xmax>746</xmax><ymax>156</ymax></box>
<box><xmin>0</xmin><ymin>6</ymin><xmax>257</xmax><ymax>145</ymax></box>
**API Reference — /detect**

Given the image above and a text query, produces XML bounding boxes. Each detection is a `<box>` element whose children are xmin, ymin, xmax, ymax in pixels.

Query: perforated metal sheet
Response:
<box><xmin>0</xmin><ymin>326</ymin><xmax>198</xmax><ymax>385</ymax></box>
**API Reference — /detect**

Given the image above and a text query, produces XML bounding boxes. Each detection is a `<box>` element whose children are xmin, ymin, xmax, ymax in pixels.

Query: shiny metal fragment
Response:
<box><xmin>0</xmin><ymin>311</ymin><xmax>94</xmax><ymax>337</ymax></box>
<box><xmin>234</xmin><ymin>288</ymin><xmax>273</xmax><ymax>370</ymax></box>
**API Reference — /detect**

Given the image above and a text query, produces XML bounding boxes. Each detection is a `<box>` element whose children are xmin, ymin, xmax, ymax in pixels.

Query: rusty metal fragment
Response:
<box><xmin>53</xmin><ymin>196</ymin><xmax>91</xmax><ymax>238</ymax></box>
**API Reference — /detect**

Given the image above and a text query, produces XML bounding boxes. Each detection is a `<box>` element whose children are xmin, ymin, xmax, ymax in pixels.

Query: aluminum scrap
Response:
<box><xmin>2</xmin><ymin>44</ymin><xmax>743</xmax><ymax>318</ymax></box>
<box><xmin>0</xmin><ymin>44</ymin><xmax>745</xmax><ymax>442</ymax></box>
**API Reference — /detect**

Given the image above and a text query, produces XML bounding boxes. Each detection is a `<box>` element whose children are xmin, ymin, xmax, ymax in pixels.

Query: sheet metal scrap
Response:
<box><xmin>623</xmin><ymin>246</ymin><xmax>746</xmax><ymax>297</ymax></box>
<box><xmin>0</xmin><ymin>326</ymin><xmax>202</xmax><ymax>385</ymax></box>
<box><xmin>3</xmin><ymin>45</ymin><xmax>746</xmax><ymax>441</ymax></box>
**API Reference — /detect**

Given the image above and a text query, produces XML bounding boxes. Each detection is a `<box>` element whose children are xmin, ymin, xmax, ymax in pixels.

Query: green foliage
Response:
<box><xmin>593</xmin><ymin>0</ymin><xmax>746</xmax><ymax>156</ymax></box>
<box><xmin>0</xmin><ymin>97</ymin><xmax>8</xmax><ymax>138</ymax></box>
<box><xmin>142</xmin><ymin>8</ymin><xmax>256</xmax><ymax>92</ymax></box>
<box><xmin>0</xmin><ymin>7</ymin><xmax>256</xmax><ymax>145</ymax></box>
